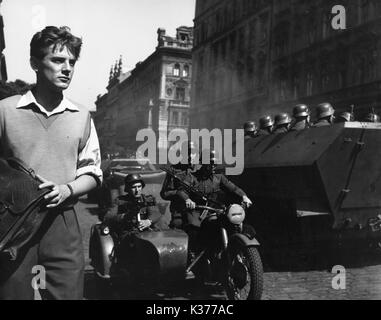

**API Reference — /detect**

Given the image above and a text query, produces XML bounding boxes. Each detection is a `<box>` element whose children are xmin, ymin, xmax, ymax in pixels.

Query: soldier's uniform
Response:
<box><xmin>177</xmin><ymin>169</ymin><xmax>247</xmax><ymax>228</ymax></box>
<box><xmin>313</xmin><ymin>119</ymin><xmax>331</xmax><ymax>127</ymax></box>
<box><xmin>104</xmin><ymin>193</ymin><xmax>162</xmax><ymax>265</ymax></box>
<box><xmin>160</xmin><ymin>163</ymin><xmax>198</xmax><ymax>228</ymax></box>
<box><xmin>177</xmin><ymin>167</ymin><xmax>248</xmax><ymax>253</ymax></box>
<box><xmin>273</xmin><ymin>113</ymin><xmax>292</xmax><ymax>134</ymax></box>
<box><xmin>290</xmin><ymin>104</ymin><xmax>310</xmax><ymax>132</ymax></box>
<box><xmin>256</xmin><ymin>129</ymin><xmax>272</xmax><ymax>136</ymax></box>
<box><xmin>273</xmin><ymin>127</ymin><xmax>289</xmax><ymax>134</ymax></box>
<box><xmin>290</xmin><ymin>120</ymin><xmax>309</xmax><ymax>131</ymax></box>
<box><xmin>364</xmin><ymin>112</ymin><xmax>380</xmax><ymax>123</ymax></box>
<box><xmin>243</xmin><ymin>121</ymin><xmax>257</xmax><ymax>140</ymax></box>
<box><xmin>313</xmin><ymin>102</ymin><xmax>335</xmax><ymax>127</ymax></box>
<box><xmin>104</xmin><ymin>194</ymin><xmax>161</xmax><ymax>234</ymax></box>
<box><xmin>335</xmin><ymin>111</ymin><xmax>353</xmax><ymax>123</ymax></box>
<box><xmin>257</xmin><ymin>115</ymin><xmax>274</xmax><ymax>136</ymax></box>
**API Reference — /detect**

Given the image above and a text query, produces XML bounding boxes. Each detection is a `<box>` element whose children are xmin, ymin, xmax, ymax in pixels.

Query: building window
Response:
<box><xmin>321</xmin><ymin>70</ymin><xmax>330</xmax><ymax>91</ymax></box>
<box><xmin>306</xmin><ymin>72</ymin><xmax>314</xmax><ymax>96</ymax></box>
<box><xmin>237</xmin><ymin>61</ymin><xmax>245</xmax><ymax>85</ymax></box>
<box><xmin>238</xmin><ymin>27</ymin><xmax>245</xmax><ymax>54</ymax></box>
<box><xmin>280</xmin><ymin>78</ymin><xmax>287</xmax><ymax>100</ymax></box>
<box><xmin>183</xmin><ymin>65</ymin><xmax>189</xmax><ymax>77</ymax></box>
<box><xmin>173</xmin><ymin>64</ymin><xmax>180</xmax><ymax>76</ymax></box>
<box><xmin>292</xmin><ymin>74</ymin><xmax>300</xmax><ymax>99</ymax></box>
<box><xmin>172</xmin><ymin>111</ymin><xmax>179</xmax><ymax>125</ymax></box>
<box><xmin>176</xmin><ymin>87</ymin><xmax>186</xmax><ymax>101</ymax></box>
<box><xmin>181</xmin><ymin>113</ymin><xmax>189</xmax><ymax>126</ymax></box>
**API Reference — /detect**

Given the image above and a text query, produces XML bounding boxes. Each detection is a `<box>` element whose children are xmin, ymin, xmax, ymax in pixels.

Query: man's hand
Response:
<box><xmin>242</xmin><ymin>195</ymin><xmax>253</xmax><ymax>208</ymax></box>
<box><xmin>185</xmin><ymin>199</ymin><xmax>196</xmax><ymax>210</ymax></box>
<box><xmin>138</xmin><ymin>219</ymin><xmax>152</xmax><ymax>231</ymax></box>
<box><xmin>37</xmin><ymin>175</ymin><xmax>72</xmax><ymax>208</ymax></box>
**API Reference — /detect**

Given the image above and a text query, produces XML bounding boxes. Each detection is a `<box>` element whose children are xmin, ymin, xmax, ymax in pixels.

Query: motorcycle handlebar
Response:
<box><xmin>195</xmin><ymin>205</ymin><xmax>225</xmax><ymax>214</ymax></box>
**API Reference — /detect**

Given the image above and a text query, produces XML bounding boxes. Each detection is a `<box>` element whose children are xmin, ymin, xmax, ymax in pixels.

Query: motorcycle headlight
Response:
<box><xmin>101</xmin><ymin>226</ymin><xmax>110</xmax><ymax>235</ymax></box>
<box><xmin>227</xmin><ymin>204</ymin><xmax>245</xmax><ymax>225</ymax></box>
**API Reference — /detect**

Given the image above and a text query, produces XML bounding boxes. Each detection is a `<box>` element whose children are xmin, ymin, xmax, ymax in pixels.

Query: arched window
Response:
<box><xmin>173</xmin><ymin>64</ymin><xmax>180</xmax><ymax>76</ymax></box>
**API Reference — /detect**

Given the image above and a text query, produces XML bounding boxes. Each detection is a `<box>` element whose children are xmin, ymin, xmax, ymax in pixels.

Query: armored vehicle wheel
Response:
<box><xmin>225</xmin><ymin>247</ymin><xmax>263</xmax><ymax>300</ymax></box>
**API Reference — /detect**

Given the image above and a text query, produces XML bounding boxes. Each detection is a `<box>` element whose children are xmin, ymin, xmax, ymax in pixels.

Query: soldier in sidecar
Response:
<box><xmin>89</xmin><ymin>173</ymin><xmax>188</xmax><ymax>291</ymax></box>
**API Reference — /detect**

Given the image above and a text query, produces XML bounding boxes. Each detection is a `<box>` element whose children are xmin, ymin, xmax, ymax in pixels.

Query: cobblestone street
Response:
<box><xmin>76</xmin><ymin>198</ymin><xmax>381</xmax><ymax>300</ymax></box>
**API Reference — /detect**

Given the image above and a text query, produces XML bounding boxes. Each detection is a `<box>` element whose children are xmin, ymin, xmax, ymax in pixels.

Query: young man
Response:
<box><xmin>0</xmin><ymin>26</ymin><xmax>102</xmax><ymax>300</ymax></box>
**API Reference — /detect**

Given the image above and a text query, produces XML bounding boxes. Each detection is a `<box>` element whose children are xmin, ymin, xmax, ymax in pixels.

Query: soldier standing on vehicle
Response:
<box><xmin>335</xmin><ymin>111</ymin><xmax>353</xmax><ymax>123</ymax></box>
<box><xmin>257</xmin><ymin>115</ymin><xmax>274</xmax><ymax>136</ymax></box>
<box><xmin>290</xmin><ymin>104</ymin><xmax>311</xmax><ymax>131</ymax></box>
<box><xmin>104</xmin><ymin>174</ymin><xmax>163</xmax><ymax>264</ymax></box>
<box><xmin>364</xmin><ymin>112</ymin><xmax>380</xmax><ymax>123</ymax></box>
<box><xmin>160</xmin><ymin>140</ymin><xmax>199</xmax><ymax>229</ymax></box>
<box><xmin>313</xmin><ymin>102</ymin><xmax>335</xmax><ymax>127</ymax></box>
<box><xmin>244</xmin><ymin>121</ymin><xmax>257</xmax><ymax>140</ymax></box>
<box><xmin>273</xmin><ymin>113</ymin><xmax>292</xmax><ymax>134</ymax></box>
<box><xmin>177</xmin><ymin>150</ymin><xmax>253</xmax><ymax>256</ymax></box>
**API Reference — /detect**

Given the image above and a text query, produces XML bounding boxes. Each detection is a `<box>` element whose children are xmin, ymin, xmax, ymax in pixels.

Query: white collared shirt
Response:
<box><xmin>16</xmin><ymin>90</ymin><xmax>103</xmax><ymax>183</ymax></box>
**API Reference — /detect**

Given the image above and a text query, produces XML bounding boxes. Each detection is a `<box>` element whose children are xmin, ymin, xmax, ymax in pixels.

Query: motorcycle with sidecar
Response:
<box><xmin>89</xmin><ymin>202</ymin><xmax>263</xmax><ymax>300</ymax></box>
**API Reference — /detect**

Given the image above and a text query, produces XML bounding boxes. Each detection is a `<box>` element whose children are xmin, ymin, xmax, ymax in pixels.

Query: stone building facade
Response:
<box><xmin>94</xmin><ymin>26</ymin><xmax>193</xmax><ymax>156</ymax></box>
<box><xmin>191</xmin><ymin>0</ymin><xmax>381</xmax><ymax>129</ymax></box>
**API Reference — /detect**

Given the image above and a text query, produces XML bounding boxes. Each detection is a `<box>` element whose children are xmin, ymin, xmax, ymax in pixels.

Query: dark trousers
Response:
<box><xmin>0</xmin><ymin>208</ymin><xmax>84</xmax><ymax>300</ymax></box>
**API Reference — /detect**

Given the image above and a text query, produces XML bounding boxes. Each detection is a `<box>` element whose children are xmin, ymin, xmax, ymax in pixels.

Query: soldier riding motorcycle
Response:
<box><xmin>164</xmin><ymin>150</ymin><xmax>263</xmax><ymax>300</ymax></box>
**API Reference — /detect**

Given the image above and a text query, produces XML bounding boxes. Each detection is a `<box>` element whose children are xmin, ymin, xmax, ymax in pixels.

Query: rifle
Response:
<box><xmin>160</xmin><ymin>165</ymin><xmax>225</xmax><ymax>209</ymax></box>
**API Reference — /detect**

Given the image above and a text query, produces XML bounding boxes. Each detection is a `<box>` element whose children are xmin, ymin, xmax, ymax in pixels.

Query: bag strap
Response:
<box><xmin>6</xmin><ymin>158</ymin><xmax>42</xmax><ymax>183</ymax></box>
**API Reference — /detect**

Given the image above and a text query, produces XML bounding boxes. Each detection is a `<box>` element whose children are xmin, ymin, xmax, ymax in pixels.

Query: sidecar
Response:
<box><xmin>89</xmin><ymin>223</ymin><xmax>189</xmax><ymax>285</ymax></box>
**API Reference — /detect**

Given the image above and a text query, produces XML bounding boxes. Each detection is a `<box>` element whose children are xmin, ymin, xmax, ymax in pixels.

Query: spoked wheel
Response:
<box><xmin>224</xmin><ymin>246</ymin><xmax>263</xmax><ymax>300</ymax></box>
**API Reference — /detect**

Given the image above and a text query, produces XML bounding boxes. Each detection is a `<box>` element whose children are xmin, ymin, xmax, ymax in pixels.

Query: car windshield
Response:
<box><xmin>111</xmin><ymin>160</ymin><xmax>158</xmax><ymax>172</ymax></box>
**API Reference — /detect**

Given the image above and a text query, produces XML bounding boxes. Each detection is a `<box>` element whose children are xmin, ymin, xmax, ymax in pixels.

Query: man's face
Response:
<box><xmin>128</xmin><ymin>182</ymin><xmax>143</xmax><ymax>198</ymax></box>
<box><xmin>32</xmin><ymin>44</ymin><xmax>77</xmax><ymax>92</ymax></box>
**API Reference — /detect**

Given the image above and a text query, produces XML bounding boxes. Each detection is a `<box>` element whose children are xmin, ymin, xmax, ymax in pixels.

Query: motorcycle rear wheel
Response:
<box><xmin>225</xmin><ymin>246</ymin><xmax>263</xmax><ymax>300</ymax></box>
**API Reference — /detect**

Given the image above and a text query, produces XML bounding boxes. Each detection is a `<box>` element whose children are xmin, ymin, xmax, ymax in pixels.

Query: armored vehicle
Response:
<box><xmin>232</xmin><ymin>122</ymin><xmax>381</xmax><ymax>263</ymax></box>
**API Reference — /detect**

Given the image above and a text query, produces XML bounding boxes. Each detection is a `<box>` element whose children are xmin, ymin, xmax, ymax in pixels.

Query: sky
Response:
<box><xmin>2</xmin><ymin>0</ymin><xmax>196</xmax><ymax>111</ymax></box>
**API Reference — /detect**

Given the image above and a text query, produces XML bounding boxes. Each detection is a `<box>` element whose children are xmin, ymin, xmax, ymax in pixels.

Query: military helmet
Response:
<box><xmin>124</xmin><ymin>173</ymin><xmax>145</xmax><ymax>189</ymax></box>
<box><xmin>316</xmin><ymin>102</ymin><xmax>335</xmax><ymax>119</ymax></box>
<box><xmin>243</xmin><ymin>121</ymin><xmax>257</xmax><ymax>133</ymax></box>
<box><xmin>337</xmin><ymin>111</ymin><xmax>352</xmax><ymax>122</ymax></box>
<box><xmin>274</xmin><ymin>113</ymin><xmax>292</xmax><ymax>126</ymax></box>
<box><xmin>259</xmin><ymin>115</ymin><xmax>274</xmax><ymax>129</ymax></box>
<box><xmin>293</xmin><ymin>104</ymin><xmax>310</xmax><ymax>118</ymax></box>
<box><xmin>365</xmin><ymin>113</ymin><xmax>380</xmax><ymax>123</ymax></box>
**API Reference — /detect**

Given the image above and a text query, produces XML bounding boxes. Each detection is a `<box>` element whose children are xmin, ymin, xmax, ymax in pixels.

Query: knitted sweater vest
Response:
<box><xmin>0</xmin><ymin>95</ymin><xmax>90</xmax><ymax>185</ymax></box>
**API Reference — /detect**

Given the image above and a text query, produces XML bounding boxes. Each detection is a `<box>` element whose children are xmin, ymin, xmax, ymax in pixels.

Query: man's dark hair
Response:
<box><xmin>30</xmin><ymin>26</ymin><xmax>82</xmax><ymax>60</ymax></box>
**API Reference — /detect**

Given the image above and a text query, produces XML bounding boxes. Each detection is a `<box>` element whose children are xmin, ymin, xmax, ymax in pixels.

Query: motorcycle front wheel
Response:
<box><xmin>224</xmin><ymin>246</ymin><xmax>264</xmax><ymax>300</ymax></box>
